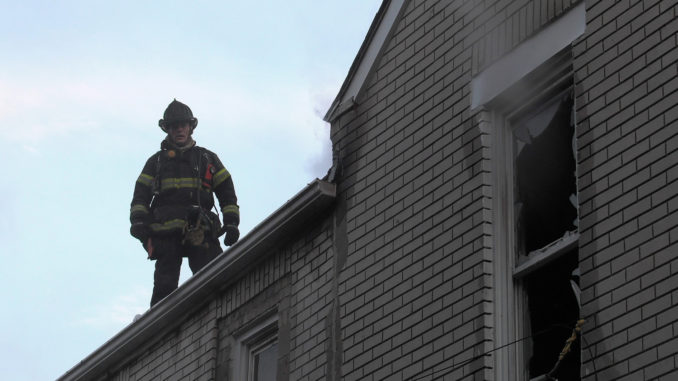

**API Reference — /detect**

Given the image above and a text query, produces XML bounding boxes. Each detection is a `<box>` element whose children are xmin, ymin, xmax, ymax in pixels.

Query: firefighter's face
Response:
<box><xmin>168</xmin><ymin>122</ymin><xmax>192</xmax><ymax>146</ymax></box>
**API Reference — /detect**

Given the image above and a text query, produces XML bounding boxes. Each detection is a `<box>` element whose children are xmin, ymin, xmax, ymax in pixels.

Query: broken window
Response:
<box><xmin>510</xmin><ymin>92</ymin><xmax>580</xmax><ymax>380</ymax></box>
<box><xmin>513</xmin><ymin>93</ymin><xmax>578</xmax><ymax>253</ymax></box>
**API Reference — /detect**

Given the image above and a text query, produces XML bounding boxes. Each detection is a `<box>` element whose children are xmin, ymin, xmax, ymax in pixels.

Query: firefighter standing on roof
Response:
<box><xmin>130</xmin><ymin>99</ymin><xmax>240</xmax><ymax>307</ymax></box>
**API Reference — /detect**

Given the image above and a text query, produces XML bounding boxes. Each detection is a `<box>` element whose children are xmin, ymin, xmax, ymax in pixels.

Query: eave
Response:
<box><xmin>323</xmin><ymin>0</ymin><xmax>409</xmax><ymax>123</ymax></box>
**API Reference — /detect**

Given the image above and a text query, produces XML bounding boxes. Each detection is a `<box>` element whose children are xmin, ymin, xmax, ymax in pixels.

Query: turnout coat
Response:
<box><xmin>129</xmin><ymin>139</ymin><xmax>239</xmax><ymax>254</ymax></box>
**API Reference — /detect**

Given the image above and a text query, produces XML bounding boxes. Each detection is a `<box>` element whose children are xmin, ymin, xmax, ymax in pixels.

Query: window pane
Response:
<box><xmin>253</xmin><ymin>342</ymin><xmax>278</xmax><ymax>381</ymax></box>
<box><xmin>514</xmin><ymin>94</ymin><xmax>577</xmax><ymax>253</ymax></box>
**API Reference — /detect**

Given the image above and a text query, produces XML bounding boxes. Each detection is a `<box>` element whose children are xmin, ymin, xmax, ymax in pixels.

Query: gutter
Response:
<box><xmin>58</xmin><ymin>179</ymin><xmax>336</xmax><ymax>381</ymax></box>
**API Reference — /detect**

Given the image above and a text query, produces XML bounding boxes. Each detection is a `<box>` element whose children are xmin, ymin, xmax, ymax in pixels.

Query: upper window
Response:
<box><xmin>234</xmin><ymin>314</ymin><xmax>279</xmax><ymax>381</ymax></box>
<box><xmin>485</xmin><ymin>46</ymin><xmax>582</xmax><ymax>380</ymax></box>
<box><xmin>248</xmin><ymin>333</ymin><xmax>278</xmax><ymax>381</ymax></box>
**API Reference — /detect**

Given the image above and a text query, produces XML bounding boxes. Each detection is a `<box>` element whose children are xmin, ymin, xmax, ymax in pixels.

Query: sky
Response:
<box><xmin>0</xmin><ymin>1</ymin><xmax>381</xmax><ymax>379</ymax></box>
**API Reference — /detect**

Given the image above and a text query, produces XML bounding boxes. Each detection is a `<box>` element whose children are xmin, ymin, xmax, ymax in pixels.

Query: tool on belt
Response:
<box><xmin>182</xmin><ymin>206</ymin><xmax>226</xmax><ymax>247</ymax></box>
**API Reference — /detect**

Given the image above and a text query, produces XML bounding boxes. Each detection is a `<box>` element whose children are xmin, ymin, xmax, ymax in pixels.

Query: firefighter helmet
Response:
<box><xmin>158</xmin><ymin>99</ymin><xmax>198</xmax><ymax>132</ymax></box>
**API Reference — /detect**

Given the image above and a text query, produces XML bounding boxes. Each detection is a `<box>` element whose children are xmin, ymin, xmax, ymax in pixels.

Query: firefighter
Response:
<box><xmin>130</xmin><ymin>99</ymin><xmax>240</xmax><ymax>307</ymax></box>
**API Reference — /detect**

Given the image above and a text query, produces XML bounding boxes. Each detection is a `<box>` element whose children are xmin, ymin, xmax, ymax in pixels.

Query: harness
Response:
<box><xmin>149</xmin><ymin>146</ymin><xmax>222</xmax><ymax>246</ymax></box>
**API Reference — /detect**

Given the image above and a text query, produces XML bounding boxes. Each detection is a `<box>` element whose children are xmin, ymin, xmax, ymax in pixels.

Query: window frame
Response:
<box><xmin>488</xmin><ymin>48</ymin><xmax>580</xmax><ymax>381</ymax></box>
<box><xmin>233</xmin><ymin>313</ymin><xmax>279</xmax><ymax>381</ymax></box>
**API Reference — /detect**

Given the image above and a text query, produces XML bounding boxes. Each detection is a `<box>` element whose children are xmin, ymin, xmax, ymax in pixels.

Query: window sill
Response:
<box><xmin>513</xmin><ymin>230</ymin><xmax>579</xmax><ymax>278</ymax></box>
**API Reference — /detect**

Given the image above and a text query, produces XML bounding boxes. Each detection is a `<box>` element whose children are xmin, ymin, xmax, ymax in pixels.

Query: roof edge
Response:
<box><xmin>58</xmin><ymin>179</ymin><xmax>336</xmax><ymax>381</ymax></box>
<box><xmin>324</xmin><ymin>0</ymin><xmax>409</xmax><ymax>123</ymax></box>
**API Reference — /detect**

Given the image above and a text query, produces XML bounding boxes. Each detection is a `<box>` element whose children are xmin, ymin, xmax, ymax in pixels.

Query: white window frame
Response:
<box><xmin>489</xmin><ymin>80</ymin><xmax>580</xmax><ymax>381</ymax></box>
<box><xmin>233</xmin><ymin>313</ymin><xmax>279</xmax><ymax>381</ymax></box>
<box><xmin>490</xmin><ymin>108</ymin><xmax>527</xmax><ymax>381</ymax></box>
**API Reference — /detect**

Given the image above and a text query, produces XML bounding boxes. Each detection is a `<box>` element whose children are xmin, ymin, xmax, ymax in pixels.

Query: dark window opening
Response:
<box><xmin>514</xmin><ymin>93</ymin><xmax>577</xmax><ymax>254</ymax></box>
<box><xmin>511</xmin><ymin>90</ymin><xmax>581</xmax><ymax>380</ymax></box>
<box><xmin>525</xmin><ymin>250</ymin><xmax>580</xmax><ymax>380</ymax></box>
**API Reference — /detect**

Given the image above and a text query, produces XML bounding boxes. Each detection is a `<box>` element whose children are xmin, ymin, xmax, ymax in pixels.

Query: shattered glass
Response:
<box><xmin>513</xmin><ymin>94</ymin><xmax>578</xmax><ymax>254</ymax></box>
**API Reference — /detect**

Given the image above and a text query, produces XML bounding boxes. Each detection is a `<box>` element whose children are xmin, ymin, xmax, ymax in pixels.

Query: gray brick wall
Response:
<box><xmin>473</xmin><ymin>0</ymin><xmax>580</xmax><ymax>75</ymax></box>
<box><xmin>116</xmin><ymin>301</ymin><xmax>219</xmax><ymax>381</ymax></box>
<box><xmin>575</xmin><ymin>0</ymin><xmax>678</xmax><ymax>380</ymax></box>
<box><xmin>332</xmin><ymin>1</ymin><xmax>582</xmax><ymax>380</ymax></box>
<box><xmin>287</xmin><ymin>224</ymin><xmax>335</xmax><ymax>381</ymax></box>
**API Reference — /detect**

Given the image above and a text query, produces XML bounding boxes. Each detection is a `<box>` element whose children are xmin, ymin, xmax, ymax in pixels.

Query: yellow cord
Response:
<box><xmin>558</xmin><ymin>319</ymin><xmax>586</xmax><ymax>361</ymax></box>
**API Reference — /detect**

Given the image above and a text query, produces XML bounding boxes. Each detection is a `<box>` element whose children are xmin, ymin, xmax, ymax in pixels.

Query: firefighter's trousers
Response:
<box><xmin>150</xmin><ymin>235</ymin><xmax>221</xmax><ymax>306</ymax></box>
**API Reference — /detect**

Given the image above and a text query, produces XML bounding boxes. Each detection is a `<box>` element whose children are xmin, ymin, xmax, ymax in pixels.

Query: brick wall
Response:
<box><xmin>575</xmin><ymin>1</ymin><xmax>678</xmax><ymax>379</ymax></box>
<box><xmin>474</xmin><ymin>0</ymin><xmax>580</xmax><ymax>74</ymax></box>
<box><xmin>287</xmin><ymin>222</ymin><xmax>335</xmax><ymax>380</ymax></box>
<box><xmin>331</xmin><ymin>1</ymin><xmax>581</xmax><ymax>380</ymax></box>
<box><xmin>114</xmin><ymin>301</ymin><xmax>219</xmax><ymax>381</ymax></box>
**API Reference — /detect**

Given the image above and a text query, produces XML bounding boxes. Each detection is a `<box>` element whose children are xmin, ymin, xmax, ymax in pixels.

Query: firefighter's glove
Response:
<box><xmin>223</xmin><ymin>225</ymin><xmax>239</xmax><ymax>246</ymax></box>
<box><xmin>130</xmin><ymin>223</ymin><xmax>150</xmax><ymax>242</ymax></box>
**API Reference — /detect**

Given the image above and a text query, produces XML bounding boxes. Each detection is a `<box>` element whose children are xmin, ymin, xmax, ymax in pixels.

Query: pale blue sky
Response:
<box><xmin>0</xmin><ymin>1</ymin><xmax>381</xmax><ymax>379</ymax></box>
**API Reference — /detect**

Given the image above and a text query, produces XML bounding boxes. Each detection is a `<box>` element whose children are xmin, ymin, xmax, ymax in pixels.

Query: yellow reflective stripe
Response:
<box><xmin>130</xmin><ymin>204</ymin><xmax>149</xmax><ymax>215</ymax></box>
<box><xmin>213</xmin><ymin>168</ymin><xmax>231</xmax><ymax>188</ymax></box>
<box><xmin>159</xmin><ymin>177</ymin><xmax>200</xmax><ymax>191</ymax></box>
<box><xmin>137</xmin><ymin>173</ymin><xmax>154</xmax><ymax>187</ymax></box>
<box><xmin>221</xmin><ymin>204</ymin><xmax>240</xmax><ymax>216</ymax></box>
<box><xmin>150</xmin><ymin>219</ymin><xmax>187</xmax><ymax>232</ymax></box>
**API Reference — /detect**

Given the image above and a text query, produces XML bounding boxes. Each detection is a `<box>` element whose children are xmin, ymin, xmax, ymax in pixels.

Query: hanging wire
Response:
<box><xmin>405</xmin><ymin>318</ymin><xmax>592</xmax><ymax>381</ymax></box>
